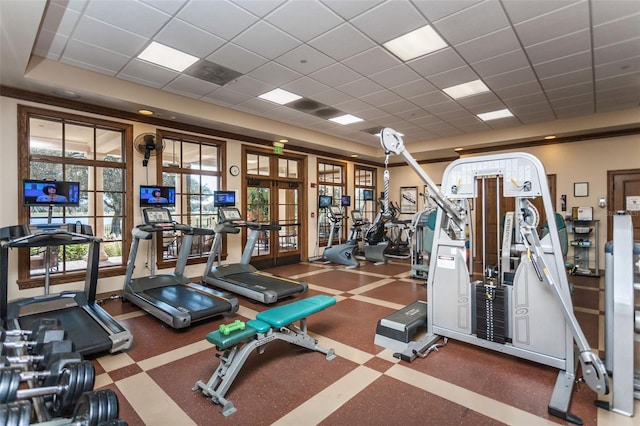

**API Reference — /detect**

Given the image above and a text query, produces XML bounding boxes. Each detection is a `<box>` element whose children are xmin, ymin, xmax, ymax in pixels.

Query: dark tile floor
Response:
<box><xmin>87</xmin><ymin>260</ymin><xmax>632</xmax><ymax>426</ymax></box>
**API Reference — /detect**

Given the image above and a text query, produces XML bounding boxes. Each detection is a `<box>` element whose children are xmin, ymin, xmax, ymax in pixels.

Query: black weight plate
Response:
<box><xmin>102</xmin><ymin>389</ymin><xmax>119</xmax><ymax>422</ymax></box>
<box><xmin>52</xmin><ymin>362</ymin><xmax>78</xmax><ymax>416</ymax></box>
<box><xmin>0</xmin><ymin>368</ymin><xmax>20</xmax><ymax>404</ymax></box>
<box><xmin>0</xmin><ymin>400</ymin><xmax>31</xmax><ymax>426</ymax></box>
<box><xmin>79</xmin><ymin>361</ymin><xmax>95</xmax><ymax>394</ymax></box>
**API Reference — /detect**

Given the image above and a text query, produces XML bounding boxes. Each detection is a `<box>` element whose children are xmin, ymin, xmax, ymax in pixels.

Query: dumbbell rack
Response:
<box><xmin>601</xmin><ymin>214</ymin><xmax>640</xmax><ymax>416</ymax></box>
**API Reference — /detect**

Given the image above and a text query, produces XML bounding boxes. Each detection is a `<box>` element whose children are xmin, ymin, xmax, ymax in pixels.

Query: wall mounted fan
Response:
<box><xmin>134</xmin><ymin>133</ymin><xmax>164</xmax><ymax>167</ymax></box>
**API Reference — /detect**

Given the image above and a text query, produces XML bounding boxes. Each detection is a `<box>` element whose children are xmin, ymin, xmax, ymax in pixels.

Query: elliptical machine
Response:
<box><xmin>323</xmin><ymin>205</ymin><xmax>359</xmax><ymax>268</ymax></box>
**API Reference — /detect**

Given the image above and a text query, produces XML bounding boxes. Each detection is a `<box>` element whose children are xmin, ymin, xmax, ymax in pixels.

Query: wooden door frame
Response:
<box><xmin>607</xmin><ymin>168</ymin><xmax>640</xmax><ymax>241</ymax></box>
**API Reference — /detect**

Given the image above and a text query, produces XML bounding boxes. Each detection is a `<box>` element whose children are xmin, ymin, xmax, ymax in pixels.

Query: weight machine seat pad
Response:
<box><xmin>206</xmin><ymin>323</ymin><xmax>258</xmax><ymax>349</ymax></box>
<box><xmin>255</xmin><ymin>295</ymin><xmax>336</xmax><ymax>329</ymax></box>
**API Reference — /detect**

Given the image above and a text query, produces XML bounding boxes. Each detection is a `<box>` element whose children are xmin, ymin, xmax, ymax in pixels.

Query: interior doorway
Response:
<box><xmin>607</xmin><ymin>169</ymin><xmax>640</xmax><ymax>241</ymax></box>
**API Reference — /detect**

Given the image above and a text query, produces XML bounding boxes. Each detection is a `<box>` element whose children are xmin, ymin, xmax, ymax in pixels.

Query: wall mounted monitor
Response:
<box><xmin>140</xmin><ymin>185</ymin><xmax>176</xmax><ymax>207</ymax></box>
<box><xmin>341</xmin><ymin>195</ymin><xmax>351</xmax><ymax>207</ymax></box>
<box><xmin>362</xmin><ymin>189</ymin><xmax>374</xmax><ymax>201</ymax></box>
<box><xmin>318</xmin><ymin>195</ymin><xmax>333</xmax><ymax>209</ymax></box>
<box><xmin>213</xmin><ymin>191</ymin><xmax>236</xmax><ymax>207</ymax></box>
<box><xmin>23</xmin><ymin>179</ymin><xmax>80</xmax><ymax>206</ymax></box>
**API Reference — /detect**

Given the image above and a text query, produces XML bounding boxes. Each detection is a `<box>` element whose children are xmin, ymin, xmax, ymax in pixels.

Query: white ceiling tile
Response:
<box><xmin>206</xmin><ymin>43</ymin><xmax>267</xmax><ymax>74</ymax></box>
<box><xmin>408</xmin><ymin>48</ymin><xmax>465</xmax><ymax>78</ymax></box>
<box><xmin>360</xmin><ymin>90</ymin><xmax>404</xmax><ymax>107</ymax></box>
<box><xmin>409</xmin><ymin>90</ymin><xmax>451</xmax><ymax>108</ymax></box>
<box><xmin>554</xmin><ymin>101</ymin><xmax>594</xmax><ymax>118</ymax></box>
<box><xmin>546</xmin><ymin>82</ymin><xmax>593</xmax><ymax>101</ymax></box>
<box><xmin>311</xmin><ymin>88</ymin><xmax>353</xmax><ymax>106</ymax></box>
<box><xmin>515</xmin><ymin>108</ymin><xmax>556</xmax><ymax>125</ymax></box>
<box><xmin>390</xmin><ymin>79</ymin><xmax>438</xmax><ymax>98</ymax></box>
<box><xmin>514</xmin><ymin>1</ymin><xmax>589</xmax><ymax>47</ymax></box>
<box><xmin>595</xmin><ymin>55</ymin><xmax>640</xmax><ymax>81</ymax></box>
<box><xmin>503</xmin><ymin>92</ymin><xmax>549</xmax><ymax>108</ymax></box>
<box><xmin>427</xmin><ymin>66</ymin><xmax>479</xmax><ymax>90</ymax></box>
<box><xmin>368</xmin><ymin>65</ymin><xmax>422</xmax><ymax>88</ymax></box>
<box><xmin>84</xmin><ymin>0</ymin><xmax>171</xmax><ymax>38</ymax></box>
<box><xmin>533</xmin><ymin>51</ymin><xmax>592</xmax><ymax>79</ymax></box>
<box><xmin>392</xmin><ymin>107</ymin><xmax>427</xmax><ymax>120</ymax></box>
<box><xmin>539</xmin><ymin>68</ymin><xmax>592</xmax><ymax>90</ymax></box>
<box><xmin>263</xmin><ymin>0</ymin><xmax>342</xmax><ymax>42</ymax></box>
<box><xmin>455</xmin><ymin>27</ymin><xmax>521</xmax><ymax>64</ymax></box>
<box><xmin>155</xmin><ymin>18</ymin><xmax>225</xmax><ymax>58</ymax></box>
<box><xmin>377</xmin><ymin>99</ymin><xmax>420</xmax><ymax>115</ymax></box>
<box><xmin>426</xmin><ymin>99</ymin><xmax>463</xmax><ymax>114</ymax></box>
<box><xmin>118</xmin><ymin>58</ymin><xmax>179</xmax><ymax>88</ymax></box>
<box><xmin>281</xmin><ymin>77</ymin><xmax>330</xmax><ymax>98</ymax></box>
<box><xmin>501</xmin><ymin>0</ymin><xmax>583</xmax><ymax>24</ymax></box>
<box><xmin>233</xmin><ymin>97</ymin><xmax>281</xmax><ymax>115</ymax></box>
<box><xmin>524</xmin><ymin>29</ymin><xmax>591</xmax><ymax>65</ymax></box>
<box><xmin>591</xmin><ymin>0</ymin><xmax>640</xmax><ymax>25</ymax></box>
<box><xmin>73</xmin><ymin>16</ymin><xmax>148</xmax><ymax>56</ymax></box>
<box><xmin>247</xmin><ymin>61</ymin><xmax>302</xmax><ymax>87</ymax></box>
<box><xmin>333</xmin><ymin>98</ymin><xmax>375</xmax><ymax>114</ymax></box>
<box><xmin>594</xmin><ymin>38</ymin><xmax>640</xmax><ymax>65</ymax></box>
<box><xmin>412</xmin><ymin>0</ymin><xmax>482</xmax><ymax>22</ymax></box>
<box><xmin>592</xmin><ymin>13</ymin><xmax>640</xmax><ymax>48</ymax></box>
<box><xmin>201</xmin><ymin>86</ymin><xmax>253</xmax><ymax>107</ymax></box>
<box><xmin>231</xmin><ymin>0</ymin><xmax>287</xmax><ymax>17</ymax></box>
<box><xmin>274</xmin><ymin>45</ymin><xmax>335</xmax><ymax>75</ymax></box>
<box><xmin>232</xmin><ymin>20</ymin><xmax>300</xmax><ymax>59</ymax></box>
<box><xmin>350</xmin><ymin>0</ymin><xmax>427</xmax><ymax>43</ymax></box>
<box><xmin>309</xmin><ymin>63</ymin><xmax>363</xmax><ymax>87</ymax></box>
<box><xmin>596</xmin><ymin>86</ymin><xmax>640</xmax><ymax>111</ymax></box>
<box><xmin>355</xmin><ymin>106</ymin><xmax>389</xmax><ymax>121</ymax></box>
<box><xmin>140</xmin><ymin>0</ymin><xmax>188</xmax><ymax>15</ymax></box>
<box><xmin>484</xmin><ymin>67</ymin><xmax>538</xmax><ymax>89</ymax></box>
<box><xmin>456</xmin><ymin>92</ymin><xmax>503</xmax><ymax>109</ymax></box>
<box><xmin>433</xmin><ymin>0</ymin><xmax>510</xmax><ymax>45</ymax></box>
<box><xmin>163</xmin><ymin>74</ymin><xmax>219</xmax><ymax>98</ymax></box>
<box><xmin>320</xmin><ymin>0</ymin><xmax>384</xmax><ymax>20</ymax></box>
<box><xmin>343</xmin><ymin>46</ymin><xmax>402</xmax><ymax>76</ymax></box>
<box><xmin>337</xmin><ymin>78</ymin><xmax>385</xmax><ymax>98</ymax></box>
<box><xmin>309</xmin><ymin>23</ymin><xmax>375</xmax><ymax>61</ymax></box>
<box><xmin>471</xmin><ymin>49</ymin><xmax>530</xmax><ymax>79</ymax></box>
<box><xmin>61</xmin><ymin>39</ymin><xmax>130</xmax><ymax>75</ymax></box>
<box><xmin>484</xmin><ymin>117</ymin><xmax>521</xmax><ymax>130</ymax></box>
<box><xmin>178</xmin><ymin>1</ymin><xmax>257</xmax><ymax>39</ymax></box>
<box><xmin>494</xmin><ymin>81</ymin><xmax>543</xmax><ymax>100</ymax></box>
<box><xmin>227</xmin><ymin>75</ymin><xmax>274</xmax><ymax>97</ymax></box>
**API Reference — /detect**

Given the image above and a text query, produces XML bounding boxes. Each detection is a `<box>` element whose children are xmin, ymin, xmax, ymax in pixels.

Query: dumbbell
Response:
<box><xmin>0</xmin><ymin>319</ymin><xmax>61</xmax><ymax>343</ymax></box>
<box><xmin>1</xmin><ymin>340</ymin><xmax>75</xmax><ymax>371</ymax></box>
<box><xmin>72</xmin><ymin>389</ymin><xmax>122</xmax><ymax>425</ymax></box>
<box><xmin>0</xmin><ymin>400</ymin><xmax>31</xmax><ymax>426</ymax></box>
<box><xmin>1</xmin><ymin>325</ymin><xmax>66</xmax><ymax>356</ymax></box>
<box><xmin>0</xmin><ymin>361</ymin><xmax>94</xmax><ymax>416</ymax></box>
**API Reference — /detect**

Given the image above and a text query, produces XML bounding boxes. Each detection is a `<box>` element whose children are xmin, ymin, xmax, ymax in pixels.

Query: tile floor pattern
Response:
<box><xmin>88</xmin><ymin>260</ymin><xmax>637</xmax><ymax>426</ymax></box>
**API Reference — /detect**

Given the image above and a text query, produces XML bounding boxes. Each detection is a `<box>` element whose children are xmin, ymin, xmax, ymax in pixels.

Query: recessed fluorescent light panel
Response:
<box><xmin>443</xmin><ymin>79</ymin><xmax>490</xmax><ymax>99</ymax></box>
<box><xmin>138</xmin><ymin>41</ymin><xmax>198</xmax><ymax>72</ymax></box>
<box><xmin>383</xmin><ymin>25</ymin><xmax>448</xmax><ymax>61</ymax></box>
<box><xmin>329</xmin><ymin>114</ymin><xmax>364</xmax><ymax>125</ymax></box>
<box><xmin>258</xmin><ymin>88</ymin><xmax>302</xmax><ymax>105</ymax></box>
<box><xmin>477</xmin><ymin>108</ymin><xmax>513</xmax><ymax>121</ymax></box>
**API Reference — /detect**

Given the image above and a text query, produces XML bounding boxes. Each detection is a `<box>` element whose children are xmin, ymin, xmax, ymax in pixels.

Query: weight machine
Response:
<box><xmin>378</xmin><ymin>128</ymin><xmax>608</xmax><ymax>425</ymax></box>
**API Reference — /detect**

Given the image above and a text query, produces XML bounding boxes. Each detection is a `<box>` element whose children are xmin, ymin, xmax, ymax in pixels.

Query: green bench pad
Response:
<box><xmin>256</xmin><ymin>295</ymin><xmax>336</xmax><ymax>328</ymax></box>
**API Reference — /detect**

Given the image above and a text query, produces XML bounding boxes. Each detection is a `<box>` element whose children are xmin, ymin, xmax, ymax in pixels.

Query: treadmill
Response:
<box><xmin>122</xmin><ymin>207</ymin><xmax>238</xmax><ymax>329</ymax></box>
<box><xmin>202</xmin><ymin>206</ymin><xmax>308</xmax><ymax>304</ymax></box>
<box><xmin>0</xmin><ymin>223</ymin><xmax>132</xmax><ymax>356</ymax></box>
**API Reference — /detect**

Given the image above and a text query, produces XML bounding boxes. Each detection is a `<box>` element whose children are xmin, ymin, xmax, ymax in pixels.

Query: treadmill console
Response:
<box><xmin>219</xmin><ymin>207</ymin><xmax>243</xmax><ymax>223</ymax></box>
<box><xmin>143</xmin><ymin>208</ymin><xmax>173</xmax><ymax>226</ymax></box>
<box><xmin>351</xmin><ymin>210</ymin><xmax>363</xmax><ymax>222</ymax></box>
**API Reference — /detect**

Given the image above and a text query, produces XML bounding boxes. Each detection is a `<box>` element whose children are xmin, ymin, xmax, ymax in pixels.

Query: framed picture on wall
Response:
<box><xmin>400</xmin><ymin>186</ymin><xmax>417</xmax><ymax>214</ymax></box>
<box><xmin>574</xmin><ymin>182</ymin><xmax>589</xmax><ymax>197</ymax></box>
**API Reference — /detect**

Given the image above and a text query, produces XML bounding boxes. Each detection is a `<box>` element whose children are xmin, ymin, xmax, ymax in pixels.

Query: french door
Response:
<box><xmin>243</xmin><ymin>149</ymin><xmax>305</xmax><ymax>268</ymax></box>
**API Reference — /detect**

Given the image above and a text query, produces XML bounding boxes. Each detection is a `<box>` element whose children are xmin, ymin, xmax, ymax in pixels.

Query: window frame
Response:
<box><xmin>354</xmin><ymin>165</ymin><xmax>377</xmax><ymax>225</ymax></box>
<box><xmin>17</xmin><ymin>105</ymin><xmax>134</xmax><ymax>289</ymax></box>
<box><xmin>317</xmin><ymin>159</ymin><xmax>347</xmax><ymax>244</ymax></box>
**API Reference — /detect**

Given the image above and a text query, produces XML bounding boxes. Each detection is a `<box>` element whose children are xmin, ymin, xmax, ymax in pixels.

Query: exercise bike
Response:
<box><xmin>322</xmin><ymin>206</ymin><xmax>359</xmax><ymax>268</ymax></box>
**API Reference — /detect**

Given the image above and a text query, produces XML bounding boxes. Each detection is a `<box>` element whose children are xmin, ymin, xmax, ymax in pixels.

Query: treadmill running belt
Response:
<box><xmin>224</xmin><ymin>273</ymin><xmax>303</xmax><ymax>297</ymax></box>
<box><xmin>145</xmin><ymin>285</ymin><xmax>231</xmax><ymax>320</ymax></box>
<box><xmin>19</xmin><ymin>307</ymin><xmax>113</xmax><ymax>356</ymax></box>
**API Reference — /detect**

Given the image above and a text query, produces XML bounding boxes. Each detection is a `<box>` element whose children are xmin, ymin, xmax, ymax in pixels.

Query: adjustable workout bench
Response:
<box><xmin>193</xmin><ymin>295</ymin><xmax>337</xmax><ymax>416</ymax></box>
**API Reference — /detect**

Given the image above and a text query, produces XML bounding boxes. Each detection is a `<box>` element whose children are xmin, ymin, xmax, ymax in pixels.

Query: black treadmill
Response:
<box><xmin>122</xmin><ymin>207</ymin><xmax>238</xmax><ymax>329</ymax></box>
<box><xmin>202</xmin><ymin>206</ymin><xmax>308</xmax><ymax>304</ymax></box>
<box><xmin>0</xmin><ymin>224</ymin><xmax>132</xmax><ymax>356</ymax></box>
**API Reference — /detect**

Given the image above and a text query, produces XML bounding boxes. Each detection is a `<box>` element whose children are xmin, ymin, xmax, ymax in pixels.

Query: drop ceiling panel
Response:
<box><xmin>342</xmin><ymin>46</ymin><xmax>401</xmax><ymax>76</ymax></box>
<box><xmin>274</xmin><ymin>44</ymin><xmax>335</xmax><ymax>75</ymax></box>
<box><xmin>350</xmin><ymin>1</ymin><xmax>426</xmax><ymax>43</ymax></box>
<box><xmin>40</xmin><ymin>2</ymin><xmax>80</xmax><ymax>36</ymax></box>
<box><xmin>434</xmin><ymin>0</ymin><xmax>510</xmax><ymax>45</ymax></box>
<box><xmin>413</xmin><ymin>0</ymin><xmax>482</xmax><ymax>22</ymax></box>
<box><xmin>594</xmin><ymin>38</ymin><xmax>640</xmax><ymax>65</ymax></box>
<box><xmin>514</xmin><ymin>2</ymin><xmax>589</xmax><ymax>47</ymax></box>
<box><xmin>247</xmin><ymin>61</ymin><xmax>302</xmax><ymax>87</ymax></box>
<box><xmin>232</xmin><ymin>20</ymin><xmax>300</xmax><ymax>60</ymax></box>
<box><xmin>308</xmin><ymin>23</ymin><xmax>376</xmax><ymax>61</ymax></box>
<box><xmin>336</xmin><ymin>78</ymin><xmax>385</xmax><ymax>98</ymax></box>
<box><xmin>501</xmin><ymin>0</ymin><xmax>582</xmax><ymax>24</ymax></box>
<box><xmin>281</xmin><ymin>77</ymin><xmax>330</xmax><ymax>98</ymax></box>
<box><xmin>369</xmin><ymin>65</ymin><xmax>422</xmax><ymax>89</ymax></box>
<box><xmin>205</xmin><ymin>43</ymin><xmax>267</xmax><ymax>75</ymax></box>
<box><xmin>319</xmin><ymin>0</ymin><xmax>384</xmax><ymax>20</ymax></box>
<box><xmin>231</xmin><ymin>0</ymin><xmax>286</xmax><ymax>18</ymax></box>
<box><xmin>408</xmin><ymin>48</ymin><xmax>466</xmax><ymax>78</ymax></box>
<box><xmin>84</xmin><ymin>0</ymin><xmax>170</xmax><ymax>38</ymax></box>
<box><xmin>454</xmin><ymin>27</ymin><xmax>521</xmax><ymax>64</ymax></box>
<box><xmin>592</xmin><ymin>14</ymin><xmax>640</xmax><ymax>48</ymax></box>
<box><xmin>61</xmin><ymin>39</ymin><xmax>130</xmax><ymax>75</ymax></box>
<box><xmin>471</xmin><ymin>49</ymin><xmax>530</xmax><ymax>80</ymax></box>
<box><xmin>225</xmin><ymin>75</ymin><xmax>274</xmax><ymax>97</ymax></box>
<box><xmin>177</xmin><ymin>1</ymin><xmax>257</xmax><ymax>40</ymax></box>
<box><xmin>263</xmin><ymin>0</ymin><xmax>342</xmax><ymax>42</ymax></box>
<box><xmin>390</xmin><ymin>79</ymin><xmax>438</xmax><ymax>98</ymax></box>
<box><xmin>155</xmin><ymin>19</ymin><xmax>226</xmax><ymax>58</ymax></box>
<box><xmin>119</xmin><ymin>58</ymin><xmax>179</xmax><ymax>88</ymax></box>
<box><xmin>427</xmin><ymin>66</ymin><xmax>479</xmax><ymax>90</ymax></box>
<box><xmin>72</xmin><ymin>16</ymin><xmax>148</xmax><ymax>57</ymax></box>
<box><xmin>309</xmin><ymin>63</ymin><xmax>363</xmax><ymax>87</ymax></box>
<box><xmin>533</xmin><ymin>51</ymin><xmax>592</xmax><ymax>80</ymax></box>
<box><xmin>524</xmin><ymin>29</ymin><xmax>591</xmax><ymax>65</ymax></box>
<box><xmin>201</xmin><ymin>86</ymin><xmax>253</xmax><ymax>107</ymax></box>
<box><xmin>163</xmin><ymin>74</ymin><xmax>219</xmax><ymax>98</ymax></box>
<box><xmin>139</xmin><ymin>0</ymin><xmax>187</xmax><ymax>15</ymax></box>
